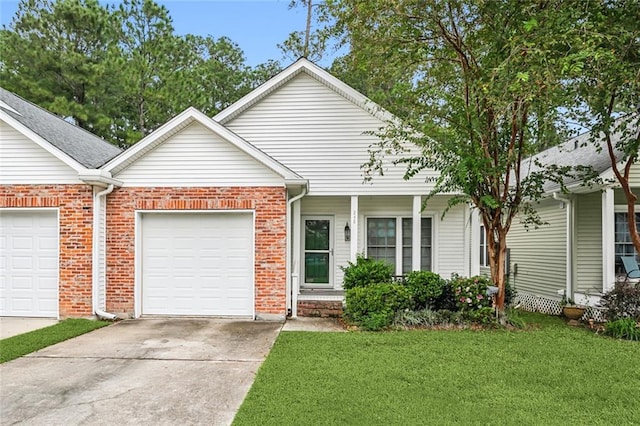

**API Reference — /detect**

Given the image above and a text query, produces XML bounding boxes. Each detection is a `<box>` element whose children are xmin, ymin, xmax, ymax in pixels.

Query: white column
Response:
<box><xmin>291</xmin><ymin>199</ymin><xmax>302</xmax><ymax>317</ymax></box>
<box><xmin>468</xmin><ymin>205</ymin><xmax>480</xmax><ymax>276</ymax></box>
<box><xmin>412</xmin><ymin>195</ymin><xmax>422</xmax><ymax>271</ymax></box>
<box><xmin>602</xmin><ymin>188</ymin><xmax>615</xmax><ymax>292</ymax></box>
<box><xmin>350</xmin><ymin>195</ymin><xmax>359</xmax><ymax>262</ymax></box>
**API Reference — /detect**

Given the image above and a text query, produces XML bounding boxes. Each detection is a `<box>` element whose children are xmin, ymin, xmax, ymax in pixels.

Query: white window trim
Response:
<box><xmin>479</xmin><ymin>224</ymin><xmax>489</xmax><ymax>268</ymax></box>
<box><xmin>365</xmin><ymin>215</ymin><xmax>435</xmax><ymax>275</ymax></box>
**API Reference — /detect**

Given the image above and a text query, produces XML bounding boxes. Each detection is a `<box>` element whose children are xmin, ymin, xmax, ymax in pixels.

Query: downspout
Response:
<box><xmin>553</xmin><ymin>192</ymin><xmax>573</xmax><ymax>299</ymax></box>
<box><xmin>286</xmin><ymin>186</ymin><xmax>308</xmax><ymax>317</ymax></box>
<box><xmin>93</xmin><ymin>184</ymin><xmax>117</xmax><ymax>320</ymax></box>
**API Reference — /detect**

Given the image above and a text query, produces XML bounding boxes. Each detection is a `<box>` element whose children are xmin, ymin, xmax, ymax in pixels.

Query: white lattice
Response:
<box><xmin>515</xmin><ymin>292</ymin><xmax>605</xmax><ymax>322</ymax></box>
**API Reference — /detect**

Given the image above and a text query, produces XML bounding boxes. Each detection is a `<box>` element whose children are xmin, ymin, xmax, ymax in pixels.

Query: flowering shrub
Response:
<box><xmin>450</xmin><ymin>275</ymin><xmax>493</xmax><ymax>312</ymax></box>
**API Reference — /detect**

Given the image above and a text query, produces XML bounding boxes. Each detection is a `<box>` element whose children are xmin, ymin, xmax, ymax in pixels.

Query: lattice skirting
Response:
<box><xmin>514</xmin><ymin>292</ymin><xmax>605</xmax><ymax>322</ymax></box>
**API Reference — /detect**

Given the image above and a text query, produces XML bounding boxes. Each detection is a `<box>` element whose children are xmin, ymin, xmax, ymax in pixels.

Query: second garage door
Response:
<box><xmin>141</xmin><ymin>212</ymin><xmax>254</xmax><ymax>317</ymax></box>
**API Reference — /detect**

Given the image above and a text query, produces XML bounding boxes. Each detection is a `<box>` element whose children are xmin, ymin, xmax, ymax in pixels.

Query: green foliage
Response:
<box><xmin>344</xmin><ymin>283</ymin><xmax>411</xmax><ymax>330</ymax></box>
<box><xmin>403</xmin><ymin>271</ymin><xmax>446</xmax><ymax>309</ymax></box>
<box><xmin>604</xmin><ymin>318</ymin><xmax>640</xmax><ymax>341</ymax></box>
<box><xmin>0</xmin><ymin>319</ymin><xmax>109</xmax><ymax>363</ymax></box>
<box><xmin>393</xmin><ymin>308</ymin><xmax>465</xmax><ymax>328</ymax></box>
<box><xmin>450</xmin><ymin>275</ymin><xmax>493</xmax><ymax>312</ymax></box>
<box><xmin>599</xmin><ymin>281</ymin><xmax>640</xmax><ymax>322</ymax></box>
<box><xmin>341</xmin><ymin>255</ymin><xmax>394</xmax><ymax>290</ymax></box>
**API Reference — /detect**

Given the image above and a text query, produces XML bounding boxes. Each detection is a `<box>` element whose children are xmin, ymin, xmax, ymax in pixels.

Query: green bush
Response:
<box><xmin>345</xmin><ymin>283</ymin><xmax>412</xmax><ymax>330</ymax></box>
<box><xmin>604</xmin><ymin>318</ymin><xmax>640</xmax><ymax>341</ymax></box>
<box><xmin>404</xmin><ymin>271</ymin><xmax>447</xmax><ymax>309</ymax></box>
<box><xmin>341</xmin><ymin>255</ymin><xmax>394</xmax><ymax>290</ymax></box>
<box><xmin>450</xmin><ymin>275</ymin><xmax>493</xmax><ymax>312</ymax></box>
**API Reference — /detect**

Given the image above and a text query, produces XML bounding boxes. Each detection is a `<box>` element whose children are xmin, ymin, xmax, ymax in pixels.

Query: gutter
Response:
<box><xmin>93</xmin><ymin>184</ymin><xmax>117</xmax><ymax>320</ymax></box>
<box><xmin>553</xmin><ymin>192</ymin><xmax>573</xmax><ymax>299</ymax></box>
<box><xmin>286</xmin><ymin>185</ymin><xmax>308</xmax><ymax>317</ymax></box>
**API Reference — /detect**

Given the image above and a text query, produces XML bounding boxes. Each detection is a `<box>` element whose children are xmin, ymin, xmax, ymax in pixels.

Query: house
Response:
<box><xmin>489</xmin><ymin>122</ymin><xmax>640</xmax><ymax>313</ymax></box>
<box><xmin>0</xmin><ymin>87</ymin><xmax>122</xmax><ymax>318</ymax></box>
<box><xmin>1</xmin><ymin>59</ymin><xmax>474</xmax><ymax>320</ymax></box>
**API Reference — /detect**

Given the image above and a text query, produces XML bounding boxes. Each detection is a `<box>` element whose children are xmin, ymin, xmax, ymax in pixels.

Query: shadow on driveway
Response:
<box><xmin>0</xmin><ymin>318</ymin><xmax>282</xmax><ymax>425</ymax></box>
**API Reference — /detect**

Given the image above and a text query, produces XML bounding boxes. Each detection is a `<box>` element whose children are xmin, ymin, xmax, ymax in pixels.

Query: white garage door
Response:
<box><xmin>141</xmin><ymin>213</ymin><xmax>254</xmax><ymax>317</ymax></box>
<box><xmin>0</xmin><ymin>210</ymin><xmax>58</xmax><ymax>317</ymax></box>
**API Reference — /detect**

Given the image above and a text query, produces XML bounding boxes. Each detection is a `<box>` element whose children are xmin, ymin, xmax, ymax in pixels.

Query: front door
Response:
<box><xmin>302</xmin><ymin>216</ymin><xmax>333</xmax><ymax>287</ymax></box>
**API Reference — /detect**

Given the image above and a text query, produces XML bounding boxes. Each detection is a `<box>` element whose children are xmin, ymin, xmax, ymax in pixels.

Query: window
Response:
<box><xmin>479</xmin><ymin>224</ymin><xmax>489</xmax><ymax>267</ymax></box>
<box><xmin>367</xmin><ymin>217</ymin><xmax>432</xmax><ymax>274</ymax></box>
<box><xmin>615</xmin><ymin>212</ymin><xmax>640</xmax><ymax>274</ymax></box>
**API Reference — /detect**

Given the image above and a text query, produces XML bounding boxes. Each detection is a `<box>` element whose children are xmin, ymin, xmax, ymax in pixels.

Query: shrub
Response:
<box><xmin>344</xmin><ymin>283</ymin><xmax>412</xmax><ymax>330</ymax></box>
<box><xmin>450</xmin><ymin>275</ymin><xmax>493</xmax><ymax>312</ymax></box>
<box><xmin>599</xmin><ymin>281</ymin><xmax>640</xmax><ymax>321</ymax></box>
<box><xmin>341</xmin><ymin>255</ymin><xmax>394</xmax><ymax>290</ymax></box>
<box><xmin>393</xmin><ymin>308</ymin><xmax>465</xmax><ymax>328</ymax></box>
<box><xmin>464</xmin><ymin>307</ymin><xmax>497</xmax><ymax>325</ymax></box>
<box><xmin>604</xmin><ymin>318</ymin><xmax>640</xmax><ymax>341</ymax></box>
<box><xmin>404</xmin><ymin>271</ymin><xmax>447</xmax><ymax>309</ymax></box>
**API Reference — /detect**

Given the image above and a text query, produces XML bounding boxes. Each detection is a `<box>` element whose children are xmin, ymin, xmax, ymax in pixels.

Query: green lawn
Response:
<box><xmin>234</xmin><ymin>313</ymin><xmax>640</xmax><ymax>425</ymax></box>
<box><xmin>0</xmin><ymin>319</ymin><xmax>110</xmax><ymax>363</ymax></box>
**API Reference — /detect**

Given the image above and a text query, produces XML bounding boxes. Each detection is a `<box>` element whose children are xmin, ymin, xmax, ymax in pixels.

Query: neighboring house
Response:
<box><xmin>489</xmin><ymin>123</ymin><xmax>640</xmax><ymax>312</ymax></box>
<box><xmin>0</xmin><ymin>87</ymin><xmax>122</xmax><ymax>318</ymax></box>
<box><xmin>1</xmin><ymin>59</ymin><xmax>474</xmax><ymax>320</ymax></box>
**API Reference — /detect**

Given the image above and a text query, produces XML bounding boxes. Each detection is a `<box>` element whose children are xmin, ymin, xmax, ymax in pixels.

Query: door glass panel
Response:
<box><xmin>305</xmin><ymin>253</ymin><xmax>330</xmax><ymax>283</ymax></box>
<box><xmin>304</xmin><ymin>219</ymin><xmax>331</xmax><ymax>285</ymax></box>
<box><xmin>305</xmin><ymin>220</ymin><xmax>330</xmax><ymax>250</ymax></box>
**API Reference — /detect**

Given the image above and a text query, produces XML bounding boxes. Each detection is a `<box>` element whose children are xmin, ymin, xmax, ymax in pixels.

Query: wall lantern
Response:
<box><xmin>344</xmin><ymin>222</ymin><xmax>351</xmax><ymax>242</ymax></box>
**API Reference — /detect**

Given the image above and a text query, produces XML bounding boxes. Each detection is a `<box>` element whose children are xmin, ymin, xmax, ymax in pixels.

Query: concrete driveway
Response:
<box><xmin>0</xmin><ymin>318</ymin><xmax>282</xmax><ymax>425</ymax></box>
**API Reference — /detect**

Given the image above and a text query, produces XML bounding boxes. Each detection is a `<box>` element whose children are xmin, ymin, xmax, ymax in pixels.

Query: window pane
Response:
<box><xmin>615</xmin><ymin>212</ymin><xmax>640</xmax><ymax>274</ymax></box>
<box><xmin>421</xmin><ymin>218</ymin><xmax>432</xmax><ymax>271</ymax></box>
<box><xmin>402</xmin><ymin>218</ymin><xmax>412</xmax><ymax>273</ymax></box>
<box><xmin>367</xmin><ymin>218</ymin><xmax>396</xmax><ymax>268</ymax></box>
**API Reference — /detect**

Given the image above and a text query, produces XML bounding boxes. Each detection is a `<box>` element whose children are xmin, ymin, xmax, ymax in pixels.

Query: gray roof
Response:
<box><xmin>526</xmin><ymin>118</ymin><xmax>637</xmax><ymax>192</ymax></box>
<box><xmin>0</xmin><ymin>87</ymin><xmax>122</xmax><ymax>168</ymax></box>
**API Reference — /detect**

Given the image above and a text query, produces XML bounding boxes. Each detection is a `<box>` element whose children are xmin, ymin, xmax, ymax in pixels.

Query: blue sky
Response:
<box><xmin>0</xmin><ymin>0</ymin><xmax>332</xmax><ymax>67</ymax></box>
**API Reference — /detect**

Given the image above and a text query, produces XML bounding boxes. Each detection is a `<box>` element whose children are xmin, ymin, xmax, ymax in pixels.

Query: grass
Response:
<box><xmin>0</xmin><ymin>318</ymin><xmax>110</xmax><ymax>363</ymax></box>
<box><xmin>233</xmin><ymin>312</ymin><xmax>640</xmax><ymax>425</ymax></box>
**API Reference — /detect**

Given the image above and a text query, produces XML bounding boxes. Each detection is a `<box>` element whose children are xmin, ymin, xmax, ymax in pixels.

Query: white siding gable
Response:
<box><xmin>226</xmin><ymin>73</ymin><xmax>438</xmax><ymax>195</ymax></box>
<box><xmin>114</xmin><ymin>122</ymin><xmax>283</xmax><ymax>187</ymax></box>
<box><xmin>0</xmin><ymin>121</ymin><xmax>81</xmax><ymax>184</ymax></box>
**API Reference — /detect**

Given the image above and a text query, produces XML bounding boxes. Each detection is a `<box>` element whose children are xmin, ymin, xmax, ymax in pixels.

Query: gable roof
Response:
<box><xmin>214</xmin><ymin>58</ymin><xmax>397</xmax><ymax>125</ymax></box>
<box><xmin>0</xmin><ymin>87</ymin><xmax>122</xmax><ymax>169</ymax></box>
<box><xmin>528</xmin><ymin>117</ymin><xmax>638</xmax><ymax>193</ymax></box>
<box><xmin>104</xmin><ymin>107</ymin><xmax>306</xmax><ymax>186</ymax></box>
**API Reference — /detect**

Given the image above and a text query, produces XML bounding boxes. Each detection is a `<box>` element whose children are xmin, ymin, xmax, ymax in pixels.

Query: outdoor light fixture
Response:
<box><xmin>344</xmin><ymin>222</ymin><xmax>351</xmax><ymax>242</ymax></box>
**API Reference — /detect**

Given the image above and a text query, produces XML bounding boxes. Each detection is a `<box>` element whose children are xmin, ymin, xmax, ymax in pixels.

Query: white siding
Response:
<box><xmin>0</xmin><ymin>121</ymin><xmax>80</xmax><ymax>184</ymax></box>
<box><xmin>575</xmin><ymin>192</ymin><xmax>603</xmax><ymax>293</ymax></box>
<box><xmin>115</xmin><ymin>122</ymin><xmax>284</xmax><ymax>187</ymax></box>
<box><xmin>628</xmin><ymin>161</ymin><xmax>640</xmax><ymax>187</ymax></box>
<box><xmin>226</xmin><ymin>73</ymin><xmax>438</xmax><ymax>195</ymax></box>
<box><xmin>507</xmin><ymin>199</ymin><xmax>567</xmax><ymax>299</ymax></box>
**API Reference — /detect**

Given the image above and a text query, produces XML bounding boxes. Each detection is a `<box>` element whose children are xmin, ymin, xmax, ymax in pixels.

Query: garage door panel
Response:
<box><xmin>141</xmin><ymin>212</ymin><xmax>253</xmax><ymax>317</ymax></box>
<box><xmin>1</xmin><ymin>210</ymin><xmax>58</xmax><ymax>317</ymax></box>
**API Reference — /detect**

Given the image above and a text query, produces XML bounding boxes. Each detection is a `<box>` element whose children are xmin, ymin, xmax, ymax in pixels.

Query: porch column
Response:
<box><xmin>412</xmin><ymin>195</ymin><xmax>421</xmax><ymax>271</ymax></box>
<box><xmin>602</xmin><ymin>187</ymin><xmax>615</xmax><ymax>292</ymax></box>
<box><xmin>291</xmin><ymin>198</ymin><xmax>302</xmax><ymax>317</ymax></box>
<box><xmin>350</xmin><ymin>195</ymin><xmax>359</xmax><ymax>262</ymax></box>
<box><xmin>469</xmin><ymin>206</ymin><xmax>480</xmax><ymax>276</ymax></box>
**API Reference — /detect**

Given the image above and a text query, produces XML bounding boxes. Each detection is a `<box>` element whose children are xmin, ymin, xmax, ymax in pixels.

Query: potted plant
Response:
<box><xmin>559</xmin><ymin>292</ymin><xmax>586</xmax><ymax>320</ymax></box>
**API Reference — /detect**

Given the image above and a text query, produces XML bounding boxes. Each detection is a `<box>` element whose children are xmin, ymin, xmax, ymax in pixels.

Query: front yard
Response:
<box><xmin>234</xmin><ymin>313</ymin><xmax>639</xmax><ymax>425</ymax></box>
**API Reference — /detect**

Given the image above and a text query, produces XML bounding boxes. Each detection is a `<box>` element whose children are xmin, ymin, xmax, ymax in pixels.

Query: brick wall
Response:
<box><xmin>105</xmin><ymin>186</ymin><xmax>287</xmax><ymax>317</ymax></box>
<box><xmin>1</xmin><ymin>184</ymin><xmax>94</xmax><ymax>318</ymax></box>
<box><xmin>297</xmin><ymin>300</ymin><xmax>344</xmax><ymax>318</ymax></box>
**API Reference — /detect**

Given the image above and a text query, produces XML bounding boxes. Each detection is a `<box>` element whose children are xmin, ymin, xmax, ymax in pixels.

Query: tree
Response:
<box><xmin>328</xmin><ymin>0</ymin><xmax>584</xmax><ymax>310</ymax></box>
<box><xmin>0</xmin><ymin>0</ymin><xmax>119</xmax><ymax>137</ymax></box>
<box><xmin>278</xmin><ymin>0</ymin><xmax>330</xmax><ymax>63</ymax></box>
<box><xmin>568</xmin><ymin>1</ymin><xmax>640</xmax><ymax>256</ymax></box>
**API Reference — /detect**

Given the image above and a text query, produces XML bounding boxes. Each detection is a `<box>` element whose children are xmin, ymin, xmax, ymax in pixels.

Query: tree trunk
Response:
<box><xmin>304</xmin><ymin>0</ymin><xmax>312</xmax><ymax>58</ymax></box>
<box><xmin>486</xmin><ymin>223</ymin><xmax>507</xmax><ymax>311</ymax></box>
